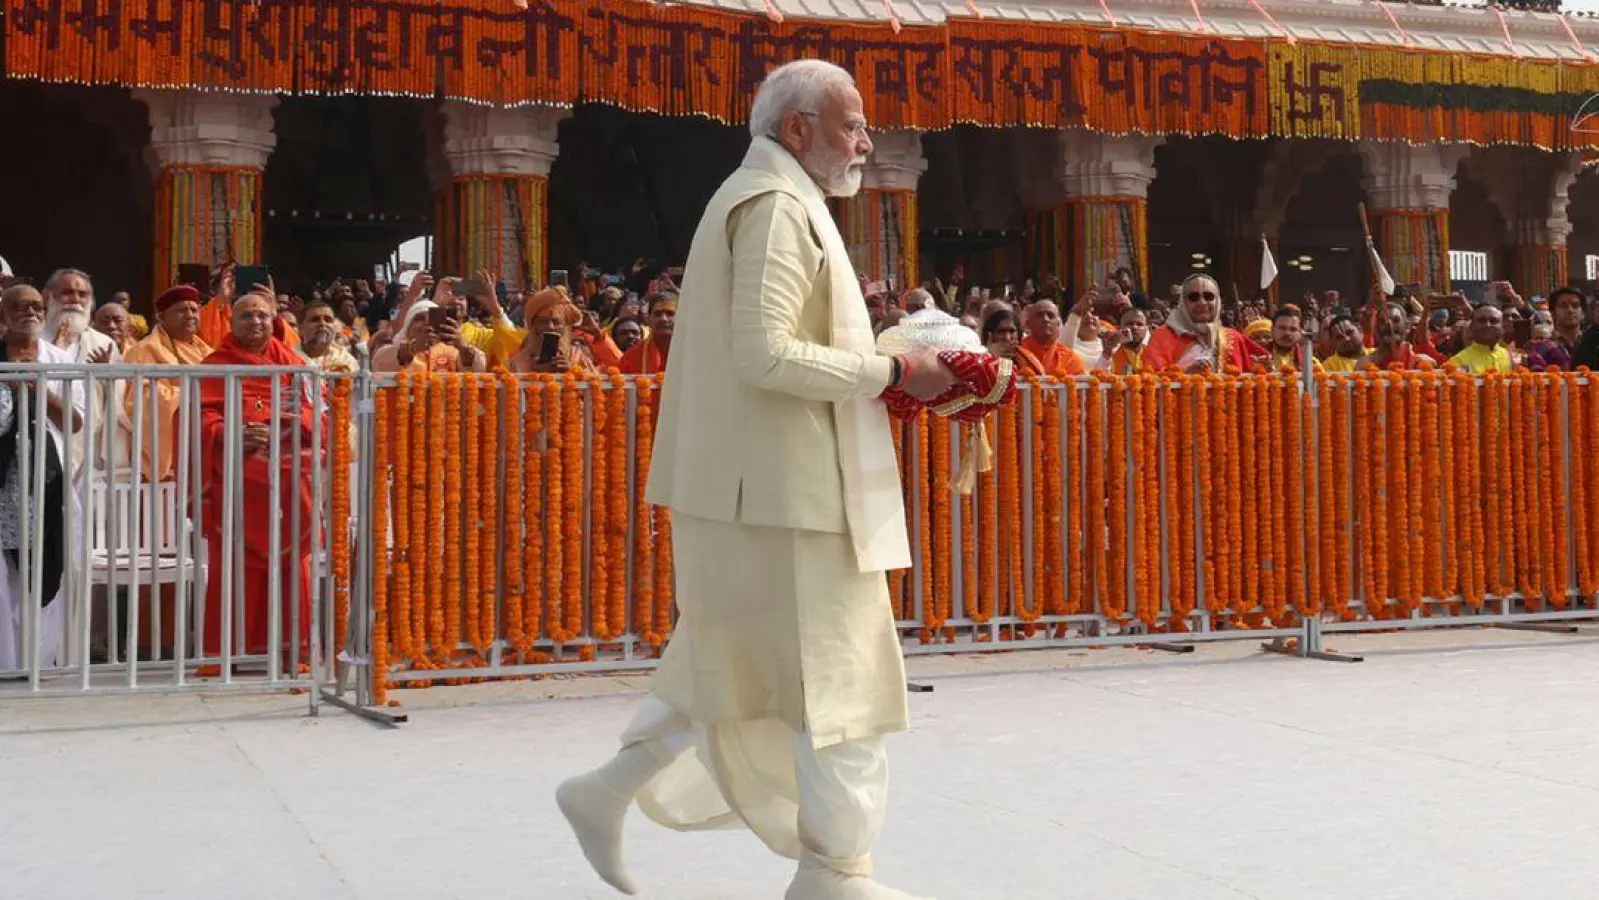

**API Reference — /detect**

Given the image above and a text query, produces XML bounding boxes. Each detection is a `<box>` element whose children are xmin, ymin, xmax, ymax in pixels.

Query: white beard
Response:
<box><xmin>808</xmin><ymin>144</ymin><xmax>867</xmax><ymax>198</ymax></box>
<box><xmin>46</xmin><ymin>308</ymin><xmax>89</xmax><ymax>345</ymax></box>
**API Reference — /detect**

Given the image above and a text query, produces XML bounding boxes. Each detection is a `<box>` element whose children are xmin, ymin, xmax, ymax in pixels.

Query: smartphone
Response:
<box><xmin>865</xmin><ymin>280</ymin><xmax>887</xmax><ymax>296</ymax></box>
<box><xmin>536</xmin><ymin>331</ymin><xmax>561</xmax><ymax>365</ymax></box>
<box><xmin>495</xmin><ymin>281</ymin><xmax>508</xmax><ymax>303</ymax></box>
<box><xmin>549</xmin><ymin>269</ymin><xmax>569</xmax><ymax>288</ymax></box>
<box><xmin>235</xmin><ymin>264</ymin><xmax>271</xmax><ymax>292</ymax></box>
<box><xmin>1512</xmin><ymin>318</ymin><xmax>1532</xmax><ymax>346</ymax></box>
<box><xmin>426</xmin><ymin>305</ymin><xmax>456</xmax><ymax>329</ymax></box>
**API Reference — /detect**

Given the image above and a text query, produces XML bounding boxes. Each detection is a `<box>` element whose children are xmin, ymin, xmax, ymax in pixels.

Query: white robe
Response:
<box><xmin>0</xmin><ymin>340</ymin><xmax>86</xmax><ymax>673</ymax></box>
<box><xmin>626</xmin><ymin>138</ymin><xmax>910</xmax><ymax>872</ymax></box>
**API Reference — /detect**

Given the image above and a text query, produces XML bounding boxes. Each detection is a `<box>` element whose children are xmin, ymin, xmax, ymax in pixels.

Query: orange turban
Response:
<box><xmin>1244</xmin><ymin>318</ymin><xmax>1272</xmax><ymax>340</ymax></box>
<box><xmin>523</xmin><ymin>288</ymin><xmax>581</xmax><ymax>327</ymax></box>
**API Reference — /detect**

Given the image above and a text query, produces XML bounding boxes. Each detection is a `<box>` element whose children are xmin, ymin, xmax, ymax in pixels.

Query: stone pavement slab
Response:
<box><xmin>3</xmin><ymin>629</ymin><xmax>1598</xmax><ymax>900</ymax></box>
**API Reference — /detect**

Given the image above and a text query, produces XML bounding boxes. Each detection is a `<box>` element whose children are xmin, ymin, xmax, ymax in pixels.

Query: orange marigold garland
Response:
<box><xmin>1286</xmin><ymin>377</ymin><xmax>1307</xmax><ymax>622</ymax></box>
<box><xmin>1438</xmin><ymin>373</ymin><xmax>1458</xmax><ymax>600</ymax></box>
<box><xmin>1546</xmin><ymin>374</ymin><xmax>1570</xmax><ymax>609</ymax></box>
<box><xmin>990</xmin><ymin>408</ymin><xmax>1014</xmax><ymax>623</ymax></box>
<box><xmin>1224</xmin><ymin>378</ymin><xmax>1244</xmax><ymax>620</ymax></box>
<box><xmin>462</xmin><ymin>376</ymin><xmax>482</xmax><ymax>656</ymax></box>
<box><xmin>1329</xmin><ymin>377</ymin><xmax>1352</xmax><ymax>620</ymax></box>
<box><xmin>1086</xmin><ymin>380</ymin><xmax>1110</xmax><ymax>620</ymax></box>
<box><xmin>544</xmin><ymin>379</ymin><xmax>567</xmax><ymax>642</ymax></box>
<box><xmin>330</xmin><ymin>378</ymin><xmax>352</xmax><ymax>655</ymax></box>
<box><xmin>1262</xmin><ymin>376</ymin><xmax>1282</xmax><ymax>623</ymax></box>
<box><xmin>1515</xmin><ymin>375</ymin><xmax>1539</xmax><ymax>606</ymax></box>
<box><xmin>371</xmin><ymin>387</ymin><xmax>392</xmax><ymax>705</ymax></box>
<box><xmin>391</xmin><ymin>375</ymin><xmax>413</xmax><ymax>661</ymax></box>
<box><xmin>563</xmin><ymin>374</ymin><xmax>587</xmax><ymax>648</ymax></box>
<box><xmin>961</xmin><ymin>431</ymin><xmax>981</xmax><ymax>625</ymax></box>
<box><xmin>1016</xmin><ymin>401</ymin><xmax>1042</xmax><ymax>626</ymax></box>
<box><xmin>591</xmin><ymin>375</ymin><xmax>612</xmax><ymax>642</ymax></box>
<box><xmin>1195</xmin><ymin>377</ymin><xmax>1220</xmax><ymax>620</ymax></box>
<box><xmin>1171</xmin><ymin>379</ymin><xmax>1195</xmax><ymax>629</ymax></box>
<box><xmin>523</xmin><ymin>381</ymin><xmax>547</xmax><ymax>646</ymax></box>
<box><xmin>1163</xmin><ymin>380</ymin><xmax>1188</xmax><ymax>630</ymax></box>
<box><xmin>1485</xmin><ymin>373</ymin><xmax>1508</xmax><ymax>597</ymax></box>
<box><xmin>916</xmin><ymin>411</ymin><xmax>934</xmax><ymax>638</ymax></box>
<box><xmin>409</xmin><ymin>374</ymin><xmax>431</xmax><ymax>662</ymax></box>
<box><xmin>1576</xmin><ymin>373</ymin><xmax>1598</xmax><ymax>601</ymax></box>
<box><xmin>1370</xmin><ymin>375</ymin><xmax>1391</xmax><ymax>619</ymax></box>
<box><xmin>1315</xmin><ymin>376</ymin><xmax>1335</xmax><ymax>616</ymax></box>
<box><xmin>1238</xmin><ymin>377</ymin><xmax>1259</xmax><ymax>617</ymax></box>
<box><xmin>1136</xmin><ymin>377</ymin><xmax>1161</xmax><ymax>629</ymax></box>
<box><xmin>1065</xmin><ymin>381</ymin><xmax>1086</xmax><ymax>615</ymax></box>
<box><xmin>503</xmin><ymin>374</ymin><xmax>526</xmax><ymax>657</ymax></box>
<box><xmin>1405</xmin><ymin>375</ymin><xmax>1425</xmax><ymax>617</ymax></box>
<box><xmin>1041</xmin><ymin>384</ymin><xmax>1064</xmax><ymax>619</ymax></box>
<box><xmin>1461</xmin><ymin>373</ymin><xmax>1485</xmax><ymax>608</ymax></box>
<box><xmin>633</xmin><ymin>378</ymin><xmax>662</xmax><ymax>647</ymax></box>
<box><xmin>1420</xmin><ymin>373</ymin><xmax>1441</xmax><ymax>604</ymax></box>
<box><xmin>930</xmin><ymin>414</ymin><xmax>954</xmax><ymax>638</ymax></box>
<box><xmin>445</xmin><ymin>376</ymin><xmax>467</xmax><ymax>660</ymax></box>
<box><xmin>425</xmin><ymin>375</ymin><xmax>446</xmax><ymax>657</ymax></box>
<box><xmin>1354</xmin><ymin>377</ymin><xmax>1376</xmax><ymax>617</ymax></box>
<box><xmin>607</xmin><ymin>374</ymin><xmax>630</xmax><ymax>640</ymax></box>
<box><xmin>479</xmin><ymin>375</ymin><xmax>502</xmax><ymax>650</ymax></box>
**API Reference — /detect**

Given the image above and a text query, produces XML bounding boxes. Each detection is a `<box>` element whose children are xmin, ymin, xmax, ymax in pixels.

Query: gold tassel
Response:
<box><xmin>954</xmin><ymin>419</ymin><xmax>994</xmax><ymax>495</ymax></box>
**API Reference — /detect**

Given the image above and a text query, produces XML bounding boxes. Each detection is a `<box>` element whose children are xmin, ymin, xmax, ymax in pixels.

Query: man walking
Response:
<box><xmin>556</xmin><ymin>59</ymin><xmax>954</xmax><ymax>899</ymax></box>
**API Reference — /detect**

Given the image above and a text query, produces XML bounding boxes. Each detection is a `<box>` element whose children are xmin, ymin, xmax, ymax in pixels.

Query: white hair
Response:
<box><xmin>749</xmin><ymin>60</ymin><xmax>856</xmax><ymax>140</ymax></box>
<box><xmin>903</xmin><ymin>287</ymin><xmax>935</xmax><ymax>310</ymax></box>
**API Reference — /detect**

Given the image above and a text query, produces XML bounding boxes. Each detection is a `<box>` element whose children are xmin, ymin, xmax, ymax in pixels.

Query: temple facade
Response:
<box><xmin>5</xmin><ymin>0</ymin><xmax>1599</xmax><ymax>305</ymax></box>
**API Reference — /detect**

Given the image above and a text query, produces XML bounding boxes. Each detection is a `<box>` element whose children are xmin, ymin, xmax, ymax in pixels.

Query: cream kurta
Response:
<box><xmin>632</xmin><ymin>138</ymin><xmax>910</xmax><ymax>860</ymax></box>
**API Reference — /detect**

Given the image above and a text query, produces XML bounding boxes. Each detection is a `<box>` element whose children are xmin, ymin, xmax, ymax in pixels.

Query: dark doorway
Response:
<box><xmin>262</xmin><ymin>97</ymin><xmax>433</xmax><ymax>294</ymax></box>
<box><xmin>0</xmin><ymin>83</ymin><xmax>150</xmax><ymax>304</ymax></box>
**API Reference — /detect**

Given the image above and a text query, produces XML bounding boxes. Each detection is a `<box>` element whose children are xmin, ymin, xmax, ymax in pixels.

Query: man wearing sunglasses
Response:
<box><xmin>1143</xmin><ymin>274</ymin><xmax>1260</xmax><ymax>374</ymax></box>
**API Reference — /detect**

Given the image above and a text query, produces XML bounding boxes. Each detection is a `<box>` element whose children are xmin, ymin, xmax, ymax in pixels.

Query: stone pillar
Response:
<box><xmin>830</xmin><ymin>129</ymin><xmax>927</xmax><ymax>291</ymax></box>
<box><xmin>1358</xmin><ymin>142</ymin><xmax>1468</xmax><ymax>295</ymax></box>
<box><xmin>138</xmin><ymin>90</ymin><xmax>277</xmax><ymax>299</ymax></box>
<box><xmin>1508</xmin><ymin>153</ymin><xmax>1579</xmax><ymax>295</ymax></box>
<box><xmin>439</xmin><ymin>103</ymin><xmax>567</xmax><ymax>288</ymax></box>
<box><xmin>1053</xmin><ymin>130</ymin><xmax>1161</xmax><ymax>296</ymax></box>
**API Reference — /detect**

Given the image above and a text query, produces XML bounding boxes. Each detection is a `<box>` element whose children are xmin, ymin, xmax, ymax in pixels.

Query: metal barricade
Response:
<box><xmin>334</xmin><ymin>369</ymin><xmax>1599</xmax><ymax>712</ymax></box>
<box><xmin>0</xmin><ymin>362</ymin><xmax>354</xmax><ymax>707</ymax></box>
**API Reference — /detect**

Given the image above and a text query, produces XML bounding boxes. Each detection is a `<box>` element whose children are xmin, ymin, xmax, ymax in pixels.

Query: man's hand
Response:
<box><xmin>1072</xmin><ymin>289</ymin><xmax>1096</xmax><ymax>319</ymax></box>
<box><xmin>898</xmin><ymin>347</ymin><xmax>959</xmax><ymax>402</ymax></box>
<box><xmin>576</xmin><ymin>310</ymin><xmax>604</xmax><ymax>338</ymax></box>
<box><xmin>436</xmin><ymin>317</ymin><xmax>465</xmax><ymax>349</ymax></box>
<box><xmin>474</xmin><ymin>269</ymin><xmax>505</xmax><ymax>319</ymax></box>
<box><xmin>536</xmin><ymin>347</ymin><xmax>572</xmax><ymax>375</ymax></box>
<box><xmin>85</xmin><ymin>344</ymin><xmax>113</xmax><ymax>365</ymax></box>
<box><xmin>218</xmin><ymin>263</ymin><xmax>236</xmax><ymax>301</ymax></box>
<box><xmin>242</xmin><ymin>423</ymin><xmax>271</xmax><ymax>455</ymax></box>
<box><xmin>406</xmin><ymin>273</ymin><xmax>433</xmax><ymax>306</ymax></box>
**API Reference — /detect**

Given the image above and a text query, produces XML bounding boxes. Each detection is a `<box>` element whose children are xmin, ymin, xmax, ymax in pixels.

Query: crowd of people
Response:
<box><xmin>5</xmin><ymin>241</ymin><xmax>1599</xmax><ymax>673</ymax></box>
<box><xmin>868</xmin><ymin>269</ymin><xmax>1599</xmax><ymax>378</ymax></box>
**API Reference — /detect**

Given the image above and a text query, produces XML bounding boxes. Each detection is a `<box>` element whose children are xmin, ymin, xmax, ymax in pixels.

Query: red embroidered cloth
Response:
<box><xmin>881</xmin><ymin>350</ymin><xmax>1017</xmax><ymax>423</ymax></box>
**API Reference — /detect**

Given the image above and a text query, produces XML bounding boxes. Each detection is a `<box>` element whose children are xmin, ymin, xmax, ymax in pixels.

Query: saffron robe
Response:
<box><xmin>198</xmin><ymin>335</ymin><xmax>320</xmax><ymax>658</ymax></box>
<box><xmin>1018</xmin><ymin>336</ymin><xmax>1087</xmax><ymax>378</ymax></box>
<box><xmin>122</xmin><ymin>328</ymin><xmax>213</xmax><ymax>480</ymax></box>
<box><xmin>617</xmin><ymin>336</ymin><xmax>669</xmax><ymax>375</ymax></box>
<box><xmin>1143</xmin><ymin>323</ymin><xmax>1256</xmax><ymax>373</ymax></box>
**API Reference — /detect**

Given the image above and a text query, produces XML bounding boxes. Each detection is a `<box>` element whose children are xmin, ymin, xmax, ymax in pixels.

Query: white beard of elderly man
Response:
<box><xmin>556</xmin><ymin>60</ymin><xmax>956</xmax><ymax>900</ymax></box>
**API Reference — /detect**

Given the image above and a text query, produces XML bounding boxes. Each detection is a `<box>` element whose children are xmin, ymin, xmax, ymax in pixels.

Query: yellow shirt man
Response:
<box><xmin>1322</xmin><ymin>351</ymin><xmax>1367</xmax><ymax>373</ymax></box>
<box><xmin>1449</xmin><ymin>342</ymin><xmax>1512</xmax><ymax>373</ymax></box>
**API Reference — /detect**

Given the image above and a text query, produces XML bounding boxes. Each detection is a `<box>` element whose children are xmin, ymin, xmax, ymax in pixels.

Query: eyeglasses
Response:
<box><xmin>1185</xmin><ymin>291</ymin><xmax>1217</xmax><ymax>302</ymax></box>
<box><xmin>795</xmin><ymin>110</ymin><xmax>870</xmax><ymax>139</ymax></box>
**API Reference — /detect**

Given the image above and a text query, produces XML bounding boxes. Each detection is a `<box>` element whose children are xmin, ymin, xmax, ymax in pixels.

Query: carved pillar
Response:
<box><xmin>439</xmin><ymin>103</ymin><xmax>567</xmax><ymax>288</ymax></box>
<box><xmin>138</xmin><ymin>90</ymin><xmax>277</xmax><ymax>300</ymax></box>
<box><xmin>1508</xmin><ymin>153</ymin><xmax>1580</xmax><ymax>294</ymax></box>
<box><xmin>830</xmin><ymin>129</ymin><xmax>927</xmax><ymax>290</ymax></box>
<box><xmin>1359</xmin><ymin>142</ymin><xmax>1468</xmax><ymax>295</ymax></box>
<box><xmin>1053</xmin><ymin>130</ymin><xmax>1161</xmax><ymax>296</ymax></box>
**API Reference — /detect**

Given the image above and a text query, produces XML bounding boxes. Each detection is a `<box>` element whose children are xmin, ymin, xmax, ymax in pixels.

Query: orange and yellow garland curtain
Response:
<box><xmin>831</xmin><ymin>189</ymin><xmax>920</xmax><ymax>291</ymax></box>
<box><xmin>363</xmin><ymin>370</ymin><xmax>1599</xmax><ymax>697</ymax></box>
<box><xmin>1374</xmin><ymin>209</ymin><xmax>1450</xmax><ymax>295</ymax></box>
<box><xmin>436</xmin><ymin>174</ymin><xmax>548</xmax><ymax>288</ymax></box>
<box><xmin>1510</xmin><ymin>245</ymin><xmax>1569</xmax><ymax>297</ymax></box>
<box><xmin>1065</xmin><ymin>197</ymin><xmax>1148</xmax><ymax>297</ymax></box>
<box><xmin>14</xmin><ymin>0</ymin><xmax>1599</xmax><ymax>150</ymax></box>
<box><xmin>151</xmin><ymin>165</ymin><xmax>262</xmax><ymax>302</ymax></box>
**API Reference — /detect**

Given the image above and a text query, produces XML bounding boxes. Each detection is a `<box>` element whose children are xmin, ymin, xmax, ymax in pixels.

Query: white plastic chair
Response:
<box><xmin>86</xmin><ymin>478</ymin><xmax>207</xmax><ymax>662</ymax></box>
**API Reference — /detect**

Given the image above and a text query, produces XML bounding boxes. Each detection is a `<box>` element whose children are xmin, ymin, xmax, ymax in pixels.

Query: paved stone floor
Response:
<box><xmin>4</xmin><ymin>628</ymin><xmax>1599</xmax><ymax>899</ymax></box>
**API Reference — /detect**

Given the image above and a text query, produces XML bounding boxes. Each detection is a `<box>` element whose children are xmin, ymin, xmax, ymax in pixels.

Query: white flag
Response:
<box><xmin>1259</xmin><ymin>235</ymin><xmax>1278</xmax><ymax>292</ymax></box>
<box><xmin>1366</xmin><ymin>236</ymin><xmax>1397</xmax><ymax>296</ymax></box>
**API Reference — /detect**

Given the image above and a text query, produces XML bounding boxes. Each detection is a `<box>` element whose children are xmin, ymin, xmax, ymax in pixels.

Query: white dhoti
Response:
<box><xmin>0</xmin><ymin>548</ymin><xmax>68</xmax><ymax>673</ymax></box>
<box><xmin>626</xmin><ymin>513</ymin><xmax>906</xmax><ymax>874</ymax></box>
